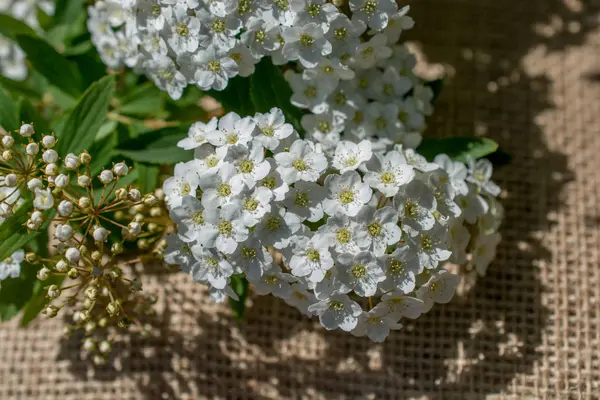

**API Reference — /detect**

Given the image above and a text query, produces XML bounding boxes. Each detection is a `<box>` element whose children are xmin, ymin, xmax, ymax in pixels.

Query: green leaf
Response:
<box><xmin>52</xmin><ymin>0</ymin><xmax>85</xmax><ymax>27</ymax></box>
<box><xmin>0</xmin><ymin>84</ymin><xmax>20</xmax><ymax>131</ymax></box>
<box><xmin>18</xmin><ymin>98</ymin><xmax>50</xmax><ymax>133</ymax></box>
<box><xmin>228</xmin><ymin>274</ymin><xmax>249</xmax><ymax>321</ymax></box>
<box><xmin>209</xmin><ymin>75</ymin><xmax>254</xmax><ymax>116</ymax></box>
<box><xmin>250</xmin><ymin>58</ymin><xmax>304</xmax><ymax>133</ymax></box>
<box><xmin>16</xmin><ymin>34</ymin><xmax>83</xmax><ymax>97</ymax></box>
<box><xmin>20</xmin><ymin>275</ymin><xmax>64</xmax><ymax>327</ymax></box>
<box><xmin>135</xmin><ymin>162</ymin><xmax>160</xmax><ymax>193</ymax></box>
<box><xmin>425</xmin><ymin>78</ymin><xmax>444</xmax><ymax>104</ymax></box>
<box><xmin>118</xmin><ymin>82</ymin><xmax>166</xmax><ymax>117</ymax></box>
<box><xmin>417</xmin><ymin>137</ymin><xmax>499</xmax><ymax>163</ymax></box>
<box><xmin>0</xmin><ymin>76</ymin><xmax>43</xmax><ymax>99</ymax></box>
<box><xmin>115</xmin><ymin>126</ymin><xmax>192</xmax><ymax>164</ymax></box>
<box><xmin>0</xmin><ymin>13</ymin><xmax>37</xmax><ymax>40</ymax></box>
<box><xmin>0</xmin><ymin>266</ymin><xmax>37</xmax><ymax>322</ymax></box>
<box><xmin>56</xmin><ymin>75</ymin><xmax>116</xmax><ymax>155</ymax></box>
<box><xmin>90</xmin><ymin>131</ymin><xmax>118</xmax><ymax>175</ymax></box>
<box><xmin>0</xmin><ymin>200</ymin><xmax>40</xmax><ymax>261</ymax></box>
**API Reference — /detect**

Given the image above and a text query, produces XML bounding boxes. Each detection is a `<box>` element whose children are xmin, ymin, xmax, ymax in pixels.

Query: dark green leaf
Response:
<box><xmin>135</xmin><ymin>162</ymin><xmax>160</xmax><ymax>193</ymax></box>
<box><xmin>16</xmin><ymin>34</ymin><xmax>83</xmax><ymax>97</ymax></box>
<box><xmin>0</xmin><ymin>13</ymin><xmax>37</xmax><ymax>40</ymax></box>
<box><xmin>484</xmin><ymin>146</ymin><xmax>513</xmax><ymax>168</ymax></box>
<box><xmin>56</xmin><ymin>75</ymin><xmax>116</xmax><ymax>155</ymax></box>
<box><xmin>0</xmin><ymin>76</ymin><xmax>44</xmax><ymax>99</ymax></box>
<box><xmin>228</xmin><ymin>274</ymin><xmax>249</xmax><ymax>321</ymax></box>
<box><xmin>250</xmin><ymin>58</ymin><xmax>304</xmax><ymax>133</ymax></box>
<box><xmin>115</xmin><ymin>126</ymin><xmax>191</xmax><ymax>164</ymax></box>
<box><xmin>118</xmin><ymin>82</ymin><xmax>166</xmax><ymax>117</ymax></box>
<box><xmin>0</xmin><ymin>265</ymin><xmax>37</xmax><ymax>322</ymax></box>
<box><xmin>18</xmin><ymin>98</ymin><xmax>50</xmax><ymax>133</ymax></box>
<box><xmin>69</xmin><ymin>51</ymin><xmax>107</xmax><ymax>88</ymax></box>
<box><xmin>417</xmin><ymin>137</ymin><xmax>499</xmax><ymax>163</ymax></box>
<box><xmin>209</xmin><ymin>75</ymin><xmax>254</xmax><ymax>116</ymax></box>
<box><xmin>52</xmin><ymin>0</ymin><xmax>85</xmax><ymax>27</ymax></box>
<box><xmin>90</xmin><ymin>131</ymin><xmax>118</xmax><ymax>175</ymax></box>
<box><xmin>0</xmin><ymin>200</ymin><xmax>40</xmax><ymax>261</ymax></box>
<box><xmin>0</xmin><ymin>84</ymin><xmax>20</xmax><ymax>132</ymax></box>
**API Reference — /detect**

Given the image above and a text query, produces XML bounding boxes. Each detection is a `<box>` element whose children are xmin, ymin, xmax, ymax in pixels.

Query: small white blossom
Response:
<box><xmin>416</xmin><ymin>269</ymin><xmax>461</xmax><ymax>312</ymax></box>
<box><xmin>322</xmin><ymin>171</ymin><xmax>372</xmax><ymax>217</ymax></box>
<box><xmin>308</xmin><ymin>294</ymin><xmax>362</xmax><ymax>331</ymax></box>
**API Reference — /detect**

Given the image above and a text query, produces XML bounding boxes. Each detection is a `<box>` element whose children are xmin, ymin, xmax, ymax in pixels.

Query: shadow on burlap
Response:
<box><xmin>2</xmin><ymin>0</ymin><xmax>600</xmax><ymax>398</ymax></box>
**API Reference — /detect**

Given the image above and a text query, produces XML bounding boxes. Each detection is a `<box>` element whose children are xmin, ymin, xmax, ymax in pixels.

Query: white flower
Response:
<box><xmin>170</xmin><ymin>196</ymin><xmax>218</xmax><ymax>244</ymax></box>
<box><xmin>274</xmin><ymin>139</ymin><xmax>328</xmax><ymax>184</ymax></box>
<box><xmin>228</xmin><ymin>43</ymin><xmax>258</xmax><ymax>77</ymax></box>
<box><xmin>369</xmin><ymin>66</ymin><xmax>412</xmax><ymax>103</ymax></box>
<box><xmin>433</xmin><ymin>154</ymin><xmax>469</xmax><ymax>196</ymax></box>
<box><xmin>166</xmin><ymin>5</ymin><xmax>201</xmax><ymax>55</ymax></box>
<box><xmin>192</xmin><ymin>45</ymin><xmax>239</xmax><ymax>91</ymax></box>
<box><xmin>240</xmin><ymin>17</ymin><xmax>281</xmax><ymax>58</ymax></box>
<box><xmin>337</xmin><ymin>251</ymin><xmax>385</xmax><ymax>296</ymax></box>
<box><xmin>162</xmin><ymin>161</ymin><xmax>201</xmax><ymax>207</ymax></box>
<box><xmin>224</xmin><ymin>144</ymin><xmax>271</xmax><ymax>188</ymax></box>
<box><xmin>33</xmin><ymin>188</ymin><xmax>54</xmax><ymax>210</ymax></box>
<box><xmin>257</xmin><ymin>159</ymin><xmax>289</xmax><ymax>201</ymax></box>
<box><xmin>351</xmin><ymin>34</ymin><xmax>391</xmax><ymax>69</ymax></box>
<box><xmin>283</xmin><ymin>181</ymin><xmax>326</xmax><ymax>222</ymax></box>
<box><xmin>393</xmin><ymin>179</ymin><xmax>437</xmax><ymax>233</ymax></box>
<box><xmin>364</xmin><ymin>150</ymin><xmax>414</xmax><ymax>197</ymax></box>
<box><xmin>0</xmin><ymin>249</ymin><xmax>24</xmax><ymax>280</ymax></box>
<box><xmin>379</xmin><ymin>246</ymin><xmax>419</xmax><ymax>293</ymax></box>
<box><xmin>144</xmin><ymin>57</ymin><xmax>187</xmax><ymax>100</ymax></box>
<box><xmin>196</xmin><ymin>8</ymin><xmax>241</xmax><ymax>51</ymax></box>
<box><xmin>355</xmin><ymin>206</ymin><xmax>402</xmax><ymax>256</ymax></box>
<box><xmin>332</xmin><ymin>140</ymin><xmax>372</xmax><ymax>173</ymax></box>
<box><xmin>207</xmin><ymin>112</ymin><xmax>256</xmax><ymax>148</ymax></box>
<box><xmin>373</xmin><ymin>292</ymin><xmax>424</xmax><ymax>320</ymax></box>
<box><xmin>288</xmin><ymin>233</ymin><xmax>334</xmax><ymax>282</ymax></box>
<box><xmin>351</xmin><ymin>308</ymin><xmax>401</xmax><ymax>342</ymax></box>
<box><xmin>198</xmin><ymin>162</ymin><xmax>244</xmax><ymax>208</ymax></box>
<box><xmin>471</xmin><ymin>232</ymin><xmax>501</xmax><ymax>276</ymax></box>
<box><xmin>253</xmin><ymin>108</ymin><xmax>294</xmax><ymax>150</ymax></box>
<box><xmin>405</xmin><ymin>222</ymin><xmax>452</xmax><ymax>271</ymax></box>
<box><xmin>467</xmin><ymin>158</ymin><xmax>501</xmax><ymax>197</ymax></box>
<box><xmin>282</xmin><ymin>23</ymin><xmax>331</xmax><ymax>68</ymax></box>
<box><xmin>284</xmin><ymin>282</ymin><xmax>318</xmax><ymax>316</ymax></box>
<box><xmin>350</xmin><ymin>0</ymin><xmax>397</xmax><ymax>30</ymax></box>
<box><xmin>250</xmin><ymin>264</ymin><xmax>295</xmax><ymax>298</ymax></box>
<box><xmin>301</xmin><ymin>110</ymin><xmax>344</xmax><ymax>150</ymax></box>
<box><xmin>186</xmin><ymin>244</ymin><xmax>233</xmax><ymax>289</ymax></box>
<box><xmin>323</xmin><ymin>171</ymin><xmax>372</xmax><ymax>217</ymax></box>
<box><xmin>286</xmin><ymin>71</ymin><xmax>336</xmax><ymax>113</ymax></box>
<box><xmin>402</xmin><ymin>147</ymin><xmax>439</xmax><ymax>172</ymax></box>
<box><xmin>456</xmin><ymin>190</ymin><xmax>488</xmax><ymax>224</ymax></box>
<box><xmin>206</xmin><ymin>202</ymin><xmax>248</xmax><ymax>254</ymax></box>
<box><xmin>325</xmin><ymin>13</ymin><xmax>365</xmax><ymax>59</ymax></box>
<box><xmin>177</xmin><ymin>117</ymin><xmax>219</xmax><ymax>150</ymax></box>
<box><xmin>426</xmin><ymin>169</ymin><xmax>461</xmax><ymax>219</ymax></box>
<box><xmin>239</xmin><ymin>186</ymin><xmax>272</xmax><ymax>227</ymax></box>
<box><xmin>228</xmin><ymin>237</ymin><xmax>273</xmax><ymax>280</ymax></box>
<box><xmin>383</xmin><ymin>6</ymin><xmax>414</xmax><ymax>43</ymax></box>
<box><xmin>416</xmin><ymin>269</ymin><xmax>461</xmax><ymax>312</ymax></box>
<box><xmin>308</xmin><ymin>294</ymin><xmax>363</xmax><ymax>331</ymax></box>
<box><xmin>163</xmin><ymin>234</ymin><xmax>195</xmax><ymax>268</ymax></box>
<box><xmin>256</xmin><ymin>206</ymin><xmax>298</xmax><ymax>249</ymax></box>
<box><xmin>318</xmin><ymin>213</ymin><xmax>361</xmax><ymax>255</ymax></box>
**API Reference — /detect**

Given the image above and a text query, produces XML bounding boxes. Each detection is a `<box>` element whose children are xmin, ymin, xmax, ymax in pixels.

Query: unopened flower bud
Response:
<box><xmin>25</xmin><ymin>252</ymin><xmax>37</xmax><ymax>263</ymax></box>
<box><xmin>143</xmin><ymin>194</ymin><xmax>157</xmax><ymax>206</ymax></box>
<box><xmin>30</xmin><ymin>210</ymin><xmax>43</xmax><ymax>224</ymax></box>
<box><xmin>113</xmin><ymin>162</ymin><xmax>129</xmax><ymax>176</ymax></box>
<box><xmin>90</xmin><ymin>251</ymin><xmax>101</xmax><ymax>263</ymax></box>
<box><xmin>65</xmin><ymin>247</ymin><xmax>81</xmax><ymax>263</ymax></box>
<box><xmin>84</xmin><ymin>320</ymin><xmax>96</xmax><ymax>332</ymax></box>
<box><xmin>83</xmin><ymin>338</ymin><xmax>96</xmax><ymax>352</ymax></box>
<box><xmin>47</xmin><ymin>285</ymin><xmax>61</xmax><ymax>299</ymax></box>
<box><xmin>98</xmin><ymin>317</ymin><xmax>108</xmax><ymax>328</ymax></box>
<box><xmin>78</xmin><ymin>196</ymin><xmax>91</xmax><ymax>209</ymax></box>
<box><xmin>4</xmin><ymin>173</ymin><xmax>17</xmax><ymax>187</ymax></box>
<box><xmin>2</xmin><ymin>150</ymin><xmax>12</xmax><ymax>160</ymax></box>
<box><xmin>74</xmin><ymin>176</ymin><xmax>90</xmax><ymax>190</ymax></box>
<box><xmin>58</xmin><ymin>200</ymin><xmax>73</xmax><ymax>217</ymax></box>
<box><xmin>79</xmin><ymin>151</ymin><xmax>91</xmax><ymax>164</ymax></box>
<box><xmin>79</xmin><ymin>309</ymin><xmax>90</xmax><ymax>322</ymax></box>
<box><xmin>55</xmin><ymin>224</ymin><xmax>73</xmax><ymax>242</ymax></box>
<box><xmin>20</xmin><ymin>123</ymin><xmax>34</xmax><ymax>137</ymax></box>
<box><xmin>147</xmin><ymin>222</ymin><xmax>158</xmax><ymax>232</ymax></box>
<box><xmin>42</xmin><ymin>135</ymin><xmax>55</xmax><ymax>148</ymax></box>
<box><xmin>115</xmin><ymin>188</ymin><xmax>127</xmax><ymax>200</ymax></box>
<box><xmin>106</xmin><ymin>301</ymin><xmax>120</xmax><ymax>317</ymax></box>
<box><xmin>42</xmin><ymin>149</ymin><xmax>58</xmax><ymax>163</ymax></box>
<box><xmin>111</xmin><ymin>242</ymin><xmax>124</xmax><ymax>255</ymax></box>
<box><xmin>45</xmin><ymin>305</ymin><xmax>59</xmax><ymax>318</ymax></box>
<box><xmin>1</xmin><ymin>135</ymin><xmax>14</xmax><ymax>148</ymax></box>
<box><xmin>99</xmin><ymin>169</ymin><xmax>114</xmax><ymax>184</ymax></box>
<box><xmin>128</xmin><ymin>221</ymin><xmax>142</xmax><ymax>236</ymax></box>
<box><xmin>93</xmin><ymin>355</ymin><xmax>106</xmax><ymax>366</ymax></box>
<box><xmin>54</xmin><ymin>174</ymin><xmax>68</xmax><ymax>188</ymax></box>
<box><xmin>37</xmin><ymin>267</ymin><xmax>51</xmax><ymax>281</ymax></box>
<box><xmin>85</xmin><ymin>286</ymin><xmax>98</xmax><ymax>300</ymax></box>
<box><xmin>128</xmin><ymin>188</ymin><xmax>141</xmax><ymax>202</ymax></box>
<box><xmin>27</xmin><ymin>178</ymin><xmax>42</xmax><ymax>191</ymax></box>
<box><xmin>99</xmin><ymin>340</ymin><xmax>112</xmax><ymax>353</ymax></box>
<box><xmin>68</xmin><ymin>267</ymin><xmax>79</xmax><ymax>279</ymax></box>
<box><xmin>45</xmin><ymin>163</ymin><xmax>58</xmax><ymax>176</ymax></box>
<box><xmin>55</xmin><ymin>260</ymin><xmax>68</xmax><ymax>272</ymax></box>
<box><xmin>92</xmin><ymin>225</ymin><xmax>109</xmax><ymax>242</ymax></box>
<box><xmin>25</xmin><ymin>142</ymin><xmax>39</xmax><ymax>155</ymax></box>
<box><xmin>64</xmin><ymin>153</ymin><xmax>80</xmax><ymax>170</ymax></box>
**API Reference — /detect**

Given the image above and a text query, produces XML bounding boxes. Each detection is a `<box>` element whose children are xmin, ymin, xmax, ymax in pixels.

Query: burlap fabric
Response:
<box><xmin>2</xmin><ymin>0</ymin><xmax>600</xmax><ymax>398</ymax></box>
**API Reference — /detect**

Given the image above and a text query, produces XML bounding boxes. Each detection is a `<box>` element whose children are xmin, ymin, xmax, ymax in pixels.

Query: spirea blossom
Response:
<box><xmin>163</xmin><ymin>109</ymin><xmax>504</xmax><ymax>342</ymax></box>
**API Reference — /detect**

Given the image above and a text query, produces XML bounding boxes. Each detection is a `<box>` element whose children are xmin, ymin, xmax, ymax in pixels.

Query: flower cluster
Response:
<box><xmin>0</xmin><ymin>122</ymin><xmax>169</xmax><ymax>364</ymax></box>
<box><xmin>163</xmin><ymin>109</ymin><xmax>503</xmax><ymax>341</ymax></box>
<box><xmin>0</xmin><ymin>0</ymin><xmax>54</xmax><ymax>80</ymax></box>
<box><xmin>87</xmin><ymin>0</ymin><xmax>419</xmax><ymax>106</ymax></box>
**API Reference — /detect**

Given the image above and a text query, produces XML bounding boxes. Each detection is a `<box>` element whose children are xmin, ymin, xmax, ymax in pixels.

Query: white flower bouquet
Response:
<box><xmin>0</xmin><ymin>0</ymin><xmax>504</xmax><ymax>362</ymax></box>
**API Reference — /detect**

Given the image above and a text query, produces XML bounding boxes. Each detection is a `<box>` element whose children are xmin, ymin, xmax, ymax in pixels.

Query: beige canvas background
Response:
<box><xmin>2</xmin><ymin>0</ymin><xmax>600</xmax><ymax>398</ymax></box>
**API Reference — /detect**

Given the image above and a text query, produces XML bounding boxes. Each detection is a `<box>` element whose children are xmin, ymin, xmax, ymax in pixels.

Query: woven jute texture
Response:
<box><xmin>2</xmin><ymin>0</ymin><xmax>600</xmax><ymax>398</ymax></box>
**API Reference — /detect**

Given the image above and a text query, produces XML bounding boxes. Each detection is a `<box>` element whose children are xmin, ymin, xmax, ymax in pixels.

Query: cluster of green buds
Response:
<box><xmin>1</xmin><ymin>122</ymin><xmax>173</xmax><ymax>364</ymax></box>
